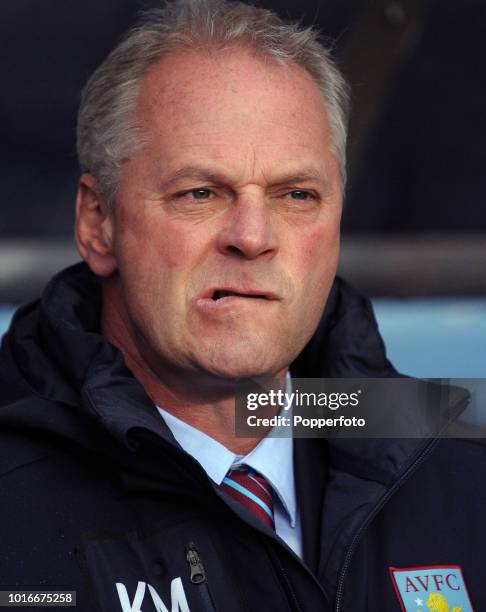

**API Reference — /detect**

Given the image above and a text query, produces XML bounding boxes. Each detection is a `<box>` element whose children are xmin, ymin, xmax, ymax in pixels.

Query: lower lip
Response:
<box><xmin>196</xmin><ymin>296</ymin><xmax>273</xmax><ymax>313</ymax></box>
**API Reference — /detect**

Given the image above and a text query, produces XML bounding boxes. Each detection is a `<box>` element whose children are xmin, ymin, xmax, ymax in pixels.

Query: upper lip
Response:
<box><xmin>201</xmin><ymin>286</ymin><xmax>280</xmax><ymax>301</ymax></box>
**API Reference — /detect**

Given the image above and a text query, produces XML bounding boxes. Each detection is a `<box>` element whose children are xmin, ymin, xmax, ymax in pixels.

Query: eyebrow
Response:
<box><xmin>161</xmin><ymin>167</ymin><xmax>230</xmax><ymax>191</ymax></box>
<box><xmin>160</xmin><ymin>165</ymin><xmax>328</xmax><ymax>190</ymax></box>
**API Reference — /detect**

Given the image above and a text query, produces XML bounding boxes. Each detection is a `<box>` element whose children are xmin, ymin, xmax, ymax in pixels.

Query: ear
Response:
<box><xmin>75</xmin><ymin>174</ymin><xmax>118</xmax><ymax>277</ymax></box>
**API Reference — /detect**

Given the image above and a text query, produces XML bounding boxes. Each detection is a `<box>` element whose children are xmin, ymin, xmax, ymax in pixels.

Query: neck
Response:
<box><xmin>101</xmin><ymin>278</ymin><xmax>283</xmax><ymax>455</ymax></box>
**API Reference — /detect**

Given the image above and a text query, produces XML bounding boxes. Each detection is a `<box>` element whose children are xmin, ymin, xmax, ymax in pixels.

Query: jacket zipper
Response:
<box><xmin>334</xmin><ymin>437</ymin><xmax>440</xmax><ymax>612</ymax></box>
<box><xmin>186</xmin><ymin>542</ymin><xmax>216</xmax><ymax>612</ymax></box>
<box><xmin>272</xmin><ymin>551</ymin><xmax>304</xmax><ymax>612</ymax></box>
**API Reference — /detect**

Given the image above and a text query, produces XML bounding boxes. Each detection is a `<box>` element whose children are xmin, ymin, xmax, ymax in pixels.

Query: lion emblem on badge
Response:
<box><xmin>425</xmin><ymin>592</ymin><xmax>462</xmax><ymax>612</ymax></box>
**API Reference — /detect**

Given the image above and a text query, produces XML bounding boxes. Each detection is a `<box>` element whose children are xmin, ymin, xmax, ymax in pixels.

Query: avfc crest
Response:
<box><xmin>389</xmin><ymin>566</ymin><xmax>474</xmax><ymax>612</ymax></box>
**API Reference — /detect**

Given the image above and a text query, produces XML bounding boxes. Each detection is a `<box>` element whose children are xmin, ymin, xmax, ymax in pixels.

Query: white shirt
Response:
<box><xmin>157</xmin><ymin>404</ymin><xmax>303</xmax><ymax>558</ymax></box>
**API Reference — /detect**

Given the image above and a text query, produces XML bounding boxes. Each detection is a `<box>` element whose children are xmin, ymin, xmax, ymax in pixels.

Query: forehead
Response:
<box><xmin>134</xmin><ymin>46</ymin><xmax>333</xmax><ymax>172</ymax></box>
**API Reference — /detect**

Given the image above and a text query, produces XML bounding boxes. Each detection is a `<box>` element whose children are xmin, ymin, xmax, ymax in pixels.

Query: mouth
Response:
<box><xmin>197</xmin><ymin>287</ymin><xmax>280</xmax><ymax>310</ymax></box>
<box><xmin>211</xmin><ymin>289</ymin><xmax>269</xmax><ymax>301</ymax></box>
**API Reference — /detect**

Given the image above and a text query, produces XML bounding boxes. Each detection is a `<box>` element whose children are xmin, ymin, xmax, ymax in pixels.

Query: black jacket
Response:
<box><xmin>0</xmin><ymin>263</ymin><xmax>483</xmax><ymax>612</ymax></box>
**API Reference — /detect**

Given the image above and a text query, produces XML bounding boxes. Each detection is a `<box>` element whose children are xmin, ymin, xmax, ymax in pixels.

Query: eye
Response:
<box><xmin>190</xmin><ymin>188</ymin><xmax>212</xmax><ymax>199</ymax></box>
<box><xmin>288</xmin><ymin>190</ymin><xmax>314</xmax><ymax>200</ymax></box>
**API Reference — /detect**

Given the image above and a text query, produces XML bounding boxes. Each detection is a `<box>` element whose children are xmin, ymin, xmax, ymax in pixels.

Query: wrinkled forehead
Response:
<box><xmin>134</xmin><ymin>45</ymin><xmax>334</xmax><ymax>156</ymax></box>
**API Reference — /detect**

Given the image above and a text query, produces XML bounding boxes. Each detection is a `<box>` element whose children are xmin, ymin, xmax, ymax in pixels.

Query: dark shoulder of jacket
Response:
<box><xmin>412</xmin><ymin>436</ymin><xmax>486</xmax><ymax>493</ymax></box>
<box><xmin>0</xmin><ymin>395</ymin><xmax>63</xmax><ymax>478</ymax></box>
<box><xmin>0</xmin><ymin>346</ymin><xmax>32</xmax><ymax>408</ymax></box>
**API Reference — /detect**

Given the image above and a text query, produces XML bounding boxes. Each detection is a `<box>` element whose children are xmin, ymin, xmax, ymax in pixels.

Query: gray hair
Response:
<box><xmin>77</xmin><ymin>0</ymin><xmax>350</xmax><ymax>206</ymax></box>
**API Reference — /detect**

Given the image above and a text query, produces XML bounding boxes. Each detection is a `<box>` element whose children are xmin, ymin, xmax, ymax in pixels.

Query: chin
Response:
<box><xmin>195</xmin><ymin>337</ymin><xmax>288</xmax><ymax>381</ymax></box>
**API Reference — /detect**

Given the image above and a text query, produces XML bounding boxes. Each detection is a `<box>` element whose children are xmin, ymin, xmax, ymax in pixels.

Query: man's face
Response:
<box><xmin>107</xmin><ymin>46</ymin><xmax>343</xmax><ymax>381</ymax></box>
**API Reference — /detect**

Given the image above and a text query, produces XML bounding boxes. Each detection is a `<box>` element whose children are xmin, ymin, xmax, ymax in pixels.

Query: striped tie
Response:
<box><xmin>221</xmin><ymin>467</ymin><xmax>275</xmax><ymax>529</ymax></box>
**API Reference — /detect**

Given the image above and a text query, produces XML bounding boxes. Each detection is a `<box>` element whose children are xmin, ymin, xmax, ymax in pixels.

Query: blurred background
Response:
<box><xmin>1</xmin><ymin>0</ymin><xmax>485</xmax><ymax>376</ymax></box>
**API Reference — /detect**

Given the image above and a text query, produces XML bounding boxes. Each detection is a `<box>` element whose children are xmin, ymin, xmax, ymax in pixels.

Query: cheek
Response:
<box><xmin>155</xmin><ymin>227</ymin><xmax>194</xmax><ymax>270</ymax></box>
<box><xmin>292</xmin><ymin>224</ymin><xmax>340</xmax><ymax>318</ymax></box>
<box><xmin>117</xmin><ymin>215</ymin><xmax>199</xmax><ymax>276</ymax></box>
<box><xmin>300</xmin><ymin>223</ymin><xmax>340</xmax><ymax>271</ymax></box>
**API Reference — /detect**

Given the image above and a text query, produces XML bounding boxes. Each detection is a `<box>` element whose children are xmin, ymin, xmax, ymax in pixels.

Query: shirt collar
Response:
<box><xmin>156</xmin><ymin>375</ymin><xmax>296</xmax><ymax>527</ymax></box>
<box><xmin>158</xmin><ymin>408</ymin><xmax>236</xmax><ymax>484</ymax></box>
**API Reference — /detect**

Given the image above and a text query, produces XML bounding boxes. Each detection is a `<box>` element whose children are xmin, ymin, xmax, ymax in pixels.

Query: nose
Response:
<box><xmin>216</xmin><ymin>196</ymin><xmax>278</xmax><ymax>260</ymax></box>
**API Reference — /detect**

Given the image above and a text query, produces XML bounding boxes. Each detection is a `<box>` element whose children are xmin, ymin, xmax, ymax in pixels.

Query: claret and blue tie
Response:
<box><xmin>221</xmin><ymin>466</ymin><xmax>275</xmax><ymax>530</ymax></box>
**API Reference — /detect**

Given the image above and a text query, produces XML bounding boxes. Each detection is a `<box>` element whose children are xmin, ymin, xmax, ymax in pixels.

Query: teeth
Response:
<box><xmin>213</xmin><ymin>290</ymin><xmax>237</xmax><ymax>300</ymax></box>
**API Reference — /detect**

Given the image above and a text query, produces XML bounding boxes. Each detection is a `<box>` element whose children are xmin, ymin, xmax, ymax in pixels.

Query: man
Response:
<box><xmin>0</xmin><ymin>1</ymin><xmax>483</xmax><ymax>611</ymax></box>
